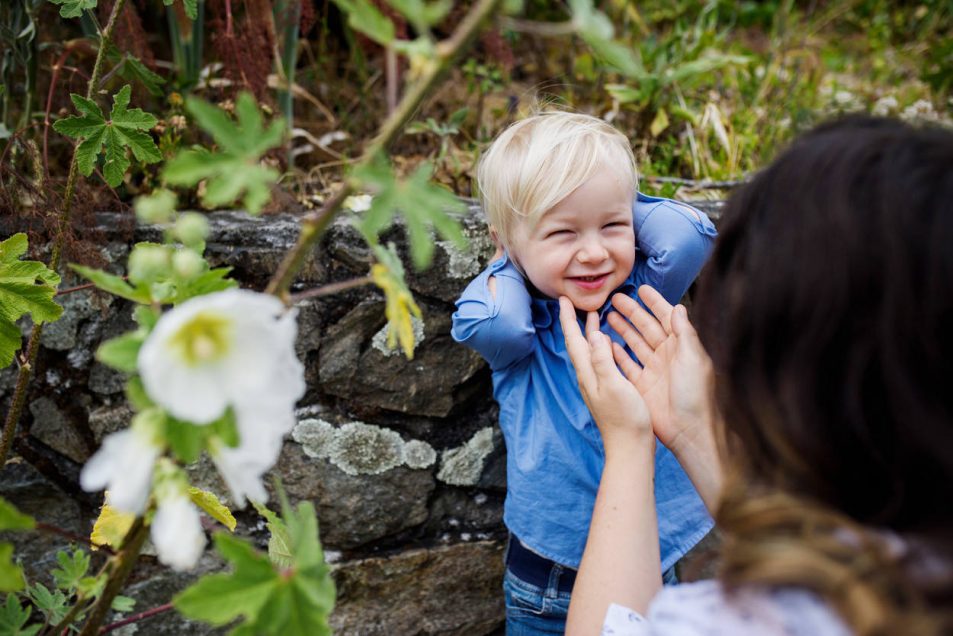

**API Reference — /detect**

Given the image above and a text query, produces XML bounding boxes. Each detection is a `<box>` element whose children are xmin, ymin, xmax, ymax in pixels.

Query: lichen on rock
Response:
<box><xmin>327</xmin><ymin>422</ymin><xmax>405</xmax><ymax>476</ymax></box>
<box><xmin>292</xmin><ymin>418</ymin><xmax>337</xmax><ymax>460</ymax></box>
<box><xmin>437</xmin><ymin>427</ymin><xmax>496</xmax><ymax>486</ymax></box>
<box><xmin>402</xmin><ymin>439</ymin><xmax>437</xmax><ymax>470</ymax></box>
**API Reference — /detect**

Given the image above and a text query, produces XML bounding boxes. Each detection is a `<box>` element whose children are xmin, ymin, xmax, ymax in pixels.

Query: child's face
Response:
<box><xmin>509</xmin><ymin>169</ymin><xmax>635</xmax><ymax>312</ymax></box>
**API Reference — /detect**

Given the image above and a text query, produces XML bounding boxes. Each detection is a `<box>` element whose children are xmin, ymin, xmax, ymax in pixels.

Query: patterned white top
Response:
<box><xmin>602</xmin><ymin>580</ymin><xmax>852</xmax><ymax>636</ymax></box>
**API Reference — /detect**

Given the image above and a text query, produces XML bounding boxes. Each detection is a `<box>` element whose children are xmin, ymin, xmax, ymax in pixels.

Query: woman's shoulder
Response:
<box><xmin>605</xmin><ymin>580</ymin><xmax>852</xmax><ymax>636</ymax></box>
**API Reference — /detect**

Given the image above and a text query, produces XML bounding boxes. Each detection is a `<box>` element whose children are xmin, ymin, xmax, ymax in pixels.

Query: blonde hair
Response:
<box><xmin>476</xmin><ymin>111</ymin><xmax>637</xmax><ymax>249</ymax></box>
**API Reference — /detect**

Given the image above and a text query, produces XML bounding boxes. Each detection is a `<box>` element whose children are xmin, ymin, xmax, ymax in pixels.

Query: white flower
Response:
<box><xmin>151</xmin><ymin>490</ymin><xmax>206</xmax><ymax>571</ymax></box>
<box><xmin>210</xmin><ymin>401</ymin><xmax>295</xmax><ymax>506</ymax></box>
<box><xmin>138</xmin><ymin>289</ymin><xmax>305</xmax><ymax>425</ymax></box>
<box><xmin>80</xmin><ymin>422</ymin><xmax>161</xmax><ymax>514</ymax></box>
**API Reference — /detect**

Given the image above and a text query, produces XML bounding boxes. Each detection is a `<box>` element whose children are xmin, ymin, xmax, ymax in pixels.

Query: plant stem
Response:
<box><xmin>76</xmin><ymin>517</ymin><xmax>150</xmax><ymax>636</ymax></box>
<box><xmin>36</xmin><ymin>521</ymin><xmax>116</xmax><ymax>556</ymax></box>
<box><xmin>0</xmin><ymin>0</ymin><xmax>128</xmax><ymax>467</ymax></box>
<box><xmin>265</xmin><ymin>0</ymin><xmax>504</xmax><ymax>299</ymax></box>
<box><xmin>289</xmin><ymin>275</ymin><xmax>374</xmax><ymax>302</ymax></box>
<box><xmin>99</xmin><ymin>602</ymin><xmax>173</xmax><ymax>634</ymax></box>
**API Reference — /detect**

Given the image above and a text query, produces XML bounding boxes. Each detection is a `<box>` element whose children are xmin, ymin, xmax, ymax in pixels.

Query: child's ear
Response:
<box><xmin>489</xmin><ymin>226</ymin><xmax>504</xmax><ymax>261</ymax></box>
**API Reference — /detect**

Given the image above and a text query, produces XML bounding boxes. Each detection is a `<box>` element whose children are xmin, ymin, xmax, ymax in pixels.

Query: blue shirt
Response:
<box><xmin>451</xmin><ymin>193</ymin><xmax>718</xmax><ymax>569</ymax></box>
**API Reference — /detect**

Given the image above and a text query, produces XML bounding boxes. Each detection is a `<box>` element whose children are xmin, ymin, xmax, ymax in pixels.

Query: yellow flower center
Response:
<box><xmin>170</xmin><ymin>311</ymin><xmax>233</xmax><ymax>366</ymax></box>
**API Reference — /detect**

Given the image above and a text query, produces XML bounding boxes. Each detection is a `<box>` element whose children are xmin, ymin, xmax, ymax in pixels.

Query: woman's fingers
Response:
<box><xmin>559</xmin><ymin>297</ymin><xmax>597</xmax><ymax>392</ymax></box>
<box><xmin>636</xmin><ymin>286</ymin><xmax>674</xmax><ymax>333</ymax></box>
<box><xmin>611</xmin><ymin>293</ymin><xmax>668</xmax><ymax>348</ymax></box>
<box><xmin>612</xmin><ymin>342</ymin><xmax>642</xmax><ymax>384</ymax></box>
<box><xmin>607</xmin><ymin>311</ymin><xmax>656</xmax><ymax>367</ymax></box>
<box><xmin>585</xmin><ymin>309</ymin><xmax>600</xmax><ymax>337</ymax></box>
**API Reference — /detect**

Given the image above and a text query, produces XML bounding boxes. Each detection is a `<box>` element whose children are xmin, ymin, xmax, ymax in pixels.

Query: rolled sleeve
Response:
<box><xmin>633</xmin><ymin>197</ymin><xmax>717</xmax><ymax>305</ymax></box>
<box><xmin>451</xmin><ymin>255</ymin><xmax>536</xmax><ymax>370</ymax></box>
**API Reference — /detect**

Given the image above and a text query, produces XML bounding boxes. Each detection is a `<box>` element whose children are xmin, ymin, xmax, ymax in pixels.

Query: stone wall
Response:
<box><xmin>0</xmin><ymin>200</ymin><xmax>723</xmax><ymax>634</ymax></box>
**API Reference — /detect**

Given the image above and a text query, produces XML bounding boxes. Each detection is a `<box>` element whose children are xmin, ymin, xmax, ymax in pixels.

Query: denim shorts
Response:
<box><xmin>503</xmin><ymin>535</ymin><xmax>679</xmax><ymax>635</ymax></box>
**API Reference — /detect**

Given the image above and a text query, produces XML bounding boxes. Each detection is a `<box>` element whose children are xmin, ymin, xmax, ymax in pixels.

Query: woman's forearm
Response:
<box><xmin>670</xmin><ymin>416</ymin><xmax>724</xmax><ymax>514</ymax></box>
<box><xmin>566</xmin><ymin>435</ymin><xmax>660</xmax><ymax>635</ymax></box>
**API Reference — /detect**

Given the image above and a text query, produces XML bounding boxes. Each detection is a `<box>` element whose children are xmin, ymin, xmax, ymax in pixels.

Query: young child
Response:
<box><xmin>451</xmin><ymin>112</ymin><xmax>717</xmax><ymax>633</ymax></box>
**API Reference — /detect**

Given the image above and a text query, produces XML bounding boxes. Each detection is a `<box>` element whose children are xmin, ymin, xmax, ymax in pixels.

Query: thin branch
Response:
<box><xmin>289</xmin><ymin>276</ymin><xmax>374</xmax><ymax>303</ymax></box>
<box><xmin>99</xmin><ymin>602</ymin><xmax>173</xmax><ymax>634</ymax></box>
<box><xmin>265</xmin><ymin>0</ymin><xmax>505</xmax><ymax>299</ymax></box>
<box><xmin>36</xmin><ymin>521</ymin><xmax>117</xmax><ymax>556</ymax></box>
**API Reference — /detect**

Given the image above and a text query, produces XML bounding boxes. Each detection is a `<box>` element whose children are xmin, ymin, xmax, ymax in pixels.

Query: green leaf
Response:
<box><xmin>173</xmin><ymin>534</ymin><xmax>278</xmax><ymax>626</ymax></box>
<box><xmin>353</xmin><ymin>158</ymin><xmax>466</xmax><ymax>270</ymax></box>
<box><xmin>0</xmin><ymin>547</ymin><xmax>25</xmax><ymax>593</ymax></box>
<box><xmin>69</xmin><ymin>265</ymin><xmax>150</xmax><ymax>304</ymax></box>
<box><xmin>649</xmin><ymin>107</ymin><xmax>670</xmax><ymax>137</ymax></box>
<box><xmin>165</xmin><ymin>417</ymin><xmax>206</xmax><ymax>464</ymax></box>
<box><xmin>53</xmin><ymin>85</ymin><xmax>159</xmax><ymax>187</ymax></box>
<box><xmin>0</xmin><ymin>594</ymin><xmax>37</xmax><ymax>634</ymax></box>
<box><xmin>251</xmin><ymin>502</ymin><xmax>293</xmax><ymax>569</ymax></box>
<box><xmin>95</xmin><ymin>330</ymin><xmax>144</xmax><ymax>373</ymax></box>
<box><xmin>0</xmin><ymin>234</ymin><xmax>62</xmax><ymax>369</ymax></box>
<box><xmin>162</xmin><ymin>94</ymin><xmax>284</xmax><ymax>214</ymax></box>
<box><xmin>118</xmin><ymin>56</ymin><xmax>166</xmax><ymax>97</ymax></box>
<box><xmin>27</xmin><ymin>583</ymin><xmax>69</xmax><ymax>625</ymax></box>
<box><xmin>111</xmin><ymin>595</ymin><xmax>136</xmax><ymax>613</ymax></box>
<box><xmin>189</xmin><ymin>488</ymin><xmax>236</xmax><ymax>532</ymax></box>
<box><xmin>161</xmin><ymin>0</ymin><xmax>197</xmax><ymax>19</ymax></box>
<box><xmin>51</xmin><ymin>549</ymin><xmax>89</xmax><ymax>592</ymax></box>
<box><xmin>47</xmin><ymin>0</ymin><xmax>96</xmax><ymax>19</ymax></box>
<box><xmin>0</xmin><ymin>498</ymin><xmax>35</xmax><ymax>531</ymax></box>
<box><xmin>125</xmin><ymin>377</ymin><xmax>155</xmax><ymax>411</ymax></box>
<box><xmin>176</xmin><ymin>268</ymin><xmax>237</xmax><ymax>303</ymax></box>
<box><xmin>330</xmin><ymin>0</ymin><xmax>394</xmax><ymax>46</ymax></box>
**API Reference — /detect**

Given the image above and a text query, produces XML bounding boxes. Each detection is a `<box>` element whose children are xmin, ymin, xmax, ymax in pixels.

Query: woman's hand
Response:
<box><xmin>557</xmin><ymin>297</ymin><xmax>653</xmax><ymax>454</ymax></box>
<box><xmin>606</xmin><ymin>286</ymin><xmax>715</xmax><ymax>454</ymax></box>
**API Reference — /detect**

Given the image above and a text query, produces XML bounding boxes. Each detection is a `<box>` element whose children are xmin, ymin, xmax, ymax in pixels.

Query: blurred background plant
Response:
<box><xmin>2</xmin><ymin>0</ymin><xmax>950</xmax><ymax>220</ymax></box>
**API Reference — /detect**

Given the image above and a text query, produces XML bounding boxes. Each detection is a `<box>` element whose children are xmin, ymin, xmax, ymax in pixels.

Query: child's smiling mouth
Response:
<box><xmin>568</xmin><ymin>273</ymin><xmax>611</xmax><ymax>290</ymax></box>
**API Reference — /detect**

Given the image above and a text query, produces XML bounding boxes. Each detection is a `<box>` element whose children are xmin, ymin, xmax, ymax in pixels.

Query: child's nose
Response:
<box><xmin>576</xmin><ymin>238</ymin><xmax>609</xmax><ymax>263</ymax></box>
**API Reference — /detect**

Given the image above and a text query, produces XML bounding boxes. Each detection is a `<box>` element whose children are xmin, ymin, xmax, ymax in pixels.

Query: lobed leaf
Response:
<box><xmin>0</xmin><ymin>594</ymin><xmax>35</xmax><ymax>633</ymax></box>
<box><xmin>0</xmin><ymin>234</ymin><xmax>62</xmax><ymax>368</ymax></box>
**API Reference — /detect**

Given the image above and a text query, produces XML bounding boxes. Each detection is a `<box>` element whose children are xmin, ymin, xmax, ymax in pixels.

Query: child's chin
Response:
<box><xmin>570</xmin><ymin>295</ymin><xmax>608</xmax><ymax>313</ymax></box>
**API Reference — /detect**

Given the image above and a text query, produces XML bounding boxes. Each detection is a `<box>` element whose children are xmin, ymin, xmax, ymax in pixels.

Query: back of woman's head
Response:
<box><xmin>694</xmin><ymin>120</ymin><xmax>953</xmax><ymax>630</ymax></box>
<box><xmin>697</xmin><ymin>117</ymin><xmax>953</xmax><ymax>536</ymax></box>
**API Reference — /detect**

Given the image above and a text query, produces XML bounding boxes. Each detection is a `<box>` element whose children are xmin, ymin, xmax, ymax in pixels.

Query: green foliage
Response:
<box><xmin>95</xmin><ymin>331</ymin><xmax>145</xmax><ymax>373</ymax></box>
<box><xmin>389</xmin><ymin>0</ymin><xmax>453</xmax><ymax>34</ymax></box>
<box><xmin>26</xmin><ymin>583</ymin><xmax>69</xmax><ymax>626</ymax></box>
<box><xmin>165</xmin><ymin>408</ymin><xmax>239</xmax><ymax>464</ymax></box>
<box><xmin>174</xmin><ymin>501</ymin><xmax>334</xmax><ymax>635</ymax></box>
<box><xmin>50</xmin><ymin>549</ymin><xmax>90</xmax><ymax>593</ymax></box>
<box><xmin>0</xmin><ymin>233</ymin><xmax>62</xmax><ymax>369</ymax></box>
<box><xmin>0</xmin><ymin>595</ymin><xmax>38</xmax><ymax>636</ymax></box>
<box><xmin>330</xmin><ymin>0</ymin><xmax>395</xmax><ymax>46</ymax></box>
<box><xmin>251</xmin><ymin>502</ymin><xmax>293</xmax><ymax>569</ymax></box>
<box><xmin>570</xmin><ymin>0</ymin><xmax>642</xmax><ymax>77</ymax></box>
<box><xmin>162</xmin><ymin>93</ymin><xmax>284</xmax><ymax>214</ymax></box>
<box><xmin>46</xmin><ymin>0</ymin><xmax>95</xmax><ymax>19</ymax></box>
<box><xmin>52</xmin><ymin>84</ymin><xmax>161</xmax><ymax>187</ymax></box>
<box><xmin>0</xmin><ymin>499</ymin><xmax>34</xmax><ymax>532</ymax></box>
<box><xmin>162</xmin><ymin>0</ymin><xmax>198</xmax><ymax>21</ymax></box>
<box><xmin>110</xmin><ymin>50</ymin><xmax>166</xmax><ymax>97</ymax></box>
<box><xmin>352</xmin><ymin>156</ymin><xmax>467</xmax><ymax>270</ymax></box>
<box><xmin>0</xmin><ymin>546</ymin><xmax>25</xmax><ymax>593</ymax></box>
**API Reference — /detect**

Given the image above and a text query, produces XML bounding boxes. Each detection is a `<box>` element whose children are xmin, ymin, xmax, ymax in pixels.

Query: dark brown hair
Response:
<box><xmin>694</xmin><ymin>117</ymin><xmax>953</xmax><ymax>633</ymax></box>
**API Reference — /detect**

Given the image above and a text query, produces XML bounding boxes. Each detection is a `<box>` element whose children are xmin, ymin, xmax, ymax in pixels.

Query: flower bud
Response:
<box><xmin>174</xmin><ymin>213</ymin><xmax>209</xmax><ymax>249</ymax></box>
<box><xmin>172</xmin><ymin>248</ymin><xmax>205</xmax><ymax>280</ymax></box>
<box><xmin>134</xmin><ymin>189</ymin><xmax>176</xmax><ymax>224</ymax></box>
<box><xmin>128</xmin><ymin>244</ymin><xmax>171</xmax><ymax>285</ymax></box>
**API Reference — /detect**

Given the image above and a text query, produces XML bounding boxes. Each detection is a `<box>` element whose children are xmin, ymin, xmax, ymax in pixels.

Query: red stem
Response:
<box><xmin>98</xmin><ymin>603</ymin><xmax>174</xmax><ymax>634</ymax></box>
